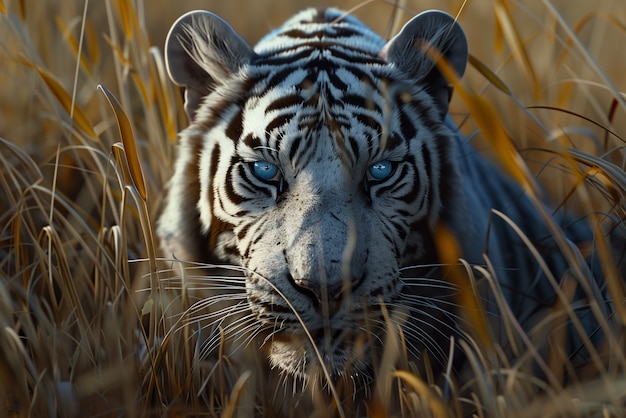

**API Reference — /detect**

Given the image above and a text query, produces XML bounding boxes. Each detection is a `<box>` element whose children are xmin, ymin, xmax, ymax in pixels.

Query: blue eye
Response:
<box><xmin>368</xmin><ymin>160</ymin><xmax>394</xmax><ymax>180</ymax></box>
<box><xmin>252</xmin><ymin>161</ymin><xmax>279</xmax><ymax>181</ymax></box>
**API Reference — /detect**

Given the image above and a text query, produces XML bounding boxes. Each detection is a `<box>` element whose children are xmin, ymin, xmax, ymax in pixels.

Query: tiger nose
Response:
<box><xmin>289</xmin><ymin>275</ymin><xmax>362</xmax><ymax>316</ymax></box>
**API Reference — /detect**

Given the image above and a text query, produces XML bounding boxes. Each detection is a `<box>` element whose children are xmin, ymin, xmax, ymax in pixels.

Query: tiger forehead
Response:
<box><xmin>236</xmin><ymin>74</ymin><xmax>406</xmax><ymax>167</ymax></box>
<box><xmin>239</xmin><ymin>59</ymin><xmax>400</xmax><ymax>140</ymax></box>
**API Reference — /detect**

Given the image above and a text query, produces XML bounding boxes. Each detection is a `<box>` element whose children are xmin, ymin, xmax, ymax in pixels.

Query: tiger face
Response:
<box><xmin>159</xmin><ymin>8</ymin><xmax>469</xmax><ymax>380</ymax></box>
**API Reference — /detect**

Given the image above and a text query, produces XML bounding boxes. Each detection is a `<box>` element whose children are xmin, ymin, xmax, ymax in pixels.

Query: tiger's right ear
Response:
<box><xmin>380</xmin><ymin>11</ymin><xmax>468</xmax><ymax>118</ymax></box>
<box><xmin>165</xmin><ymin>10</ymin><xmax>255</xmax><ymax>122</ymax></box>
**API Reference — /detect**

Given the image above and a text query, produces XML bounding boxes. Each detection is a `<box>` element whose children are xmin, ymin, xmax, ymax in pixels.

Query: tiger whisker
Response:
<box><xmin>160</xmin><ymin>275</ymin><xmax>246</xmax><ymax>285</ymax></box>
<box><xmin>375</xmin><ymin>302</ymin><xmax>465</xmax><ymax>358</ymax></box>
<box><xmin>396</xmin><ymin>294</ymin><xmax>485</xmax><ymax>320</ymax></box>
<box><xmin>384</xmin><ymin>321</ymin><xmax>454</xmax><ymax>368</ymax></box>
<box><xmin>183</xmin><ymin>298</ymin><xmax>249</xmax><ymax>322</ymax></box>
<box><xmin>399</xmin><ymin>262</ymin><xmax>450</xmax><ymax>271</ymax></box>
<box><xmin>146</xmin><ymin>257</ymin><xmax>248</xmax><ymax>272</ymax></box>
<box><xmin>197</xmin><ymin>314</ymin><xmax>263</xmax><ymax>358</ymax></box>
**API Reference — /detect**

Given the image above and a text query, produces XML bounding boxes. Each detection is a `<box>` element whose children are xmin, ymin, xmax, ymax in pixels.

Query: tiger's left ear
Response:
<box><xmin>380</xmin><ymin>10</ymin><xmax>468</xmax><ymax>117</ymax></box>
<box><xmin>165</xmin><ymin>10</ymin><xmax>256</xmax><ymax>122</ymax></box>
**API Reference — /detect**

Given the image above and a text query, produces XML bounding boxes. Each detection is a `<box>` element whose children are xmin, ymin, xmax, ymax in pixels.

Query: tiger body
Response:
<box><xmin>159</xmin><ymin>8</ymin><xmax>608</xmax><ymax>386</ymax></box>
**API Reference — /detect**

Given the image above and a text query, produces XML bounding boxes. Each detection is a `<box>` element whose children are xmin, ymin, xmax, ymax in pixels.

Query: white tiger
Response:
<box><xmin>158</xmin><ymin>7</ymin><xmax>612</xmax><ymax>390</ymax></box>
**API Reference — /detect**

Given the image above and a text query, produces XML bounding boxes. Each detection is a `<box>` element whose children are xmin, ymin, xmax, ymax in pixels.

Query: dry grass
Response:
<box><xmin>0</xmin><ymin>0</ymin><xmax>624</xmax><ymax>416</ymax></box>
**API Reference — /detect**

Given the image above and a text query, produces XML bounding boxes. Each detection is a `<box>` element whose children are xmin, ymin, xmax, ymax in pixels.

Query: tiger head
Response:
<box><xmin>158</xmin><ymin>8</ymin><xmax>469</xmax><ymax>381</ymax></box>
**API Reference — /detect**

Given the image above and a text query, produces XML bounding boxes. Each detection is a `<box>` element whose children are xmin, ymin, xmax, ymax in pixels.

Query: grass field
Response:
<box><xmin>0</xmin><ymin>0</ymin><xmax>625</xmax><ymax>416</ymax></box>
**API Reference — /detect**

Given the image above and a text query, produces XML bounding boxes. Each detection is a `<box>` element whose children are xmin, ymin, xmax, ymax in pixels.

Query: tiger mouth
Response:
<box><xmin>267</xmin><ymin>326</ymin><xmax>354</xmax><ymax>348</ymax></box>
<box><xmin>267</xmin><ymin>326</ymin><xmax>373</xmax><ymax>379</ymax></box>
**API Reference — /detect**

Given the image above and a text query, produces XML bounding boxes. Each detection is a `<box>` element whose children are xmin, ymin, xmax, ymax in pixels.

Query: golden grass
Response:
<box><xmin>0</xmin><ymin>0</ymin><xmax>624</xmax><ymax>416</ymax></box>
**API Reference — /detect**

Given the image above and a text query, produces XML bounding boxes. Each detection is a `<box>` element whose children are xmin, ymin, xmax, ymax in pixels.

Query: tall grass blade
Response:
<box><xmin>98</xmin><ymin>84</ymin><xmax>148</xmax><ymax>202</ymax></box>
<box><xmin>468</xmin><ymin>54</ymin><xmax>512</xmax><ymax>96</ymax></box>
<box><xmin>55</xmin><ymin>17</ymin><xmax>92</xmax><ymax>75</ymax></box>
<box><xmin>494</xmin><ymin>0</ymin><xmax>541</xmax><ymax>97</ymax></box>
<box><xmin>150</xmin><ymin>47</ymin><xmax>179</xmax><ymax>143</ymax></box>
<box><xmin>528</xmin><ymin>105</ymin><xmax>625</xmax><ymax>144</ymax></box>
<box><xmin>434</xmin><ymin>222</ymin><xmax>492</xmax><ymax>349</ymax></box>
<box><xmin>25</xmin><ymin>63</ymin><xmax>97</xmax><ymax>138</ymax></box>
<box><xmin>221</xmin><ymin>371</ymin><xmax>252</xmax><ymax>418</ymax></box>
<box><xmin>114</xmin><ymin>0</ymin><xmax>135</xmax><ymax>40</ymax></box>
<box><xmin>393</xmin><ymin>370</ymin><xmax>450</xmax><ymax>418</ymax></box>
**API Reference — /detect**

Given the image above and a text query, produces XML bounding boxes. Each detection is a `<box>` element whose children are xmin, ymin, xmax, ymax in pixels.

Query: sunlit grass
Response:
<box><xmin>0</xmin><ymin>0</ymin><xmax>624</xmax><ymax>416</ymax></box>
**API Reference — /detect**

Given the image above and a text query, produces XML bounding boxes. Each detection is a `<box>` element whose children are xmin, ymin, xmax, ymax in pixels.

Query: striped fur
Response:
<box><xmin>159</xmin><ymin>8</ymin><xmax>610</xmax><ymax>384</ymax></box>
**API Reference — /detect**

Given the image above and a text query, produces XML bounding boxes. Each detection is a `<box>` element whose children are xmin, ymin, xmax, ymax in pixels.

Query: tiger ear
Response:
<box><xmin>165</xmin><ymin>10</ymin><xmax>255</xmax><ymax>122</ymax></box>
<box><xmin>380</xmin><ymin>10</ymin><xmax>468</xmax><ymax>117</ymax></box>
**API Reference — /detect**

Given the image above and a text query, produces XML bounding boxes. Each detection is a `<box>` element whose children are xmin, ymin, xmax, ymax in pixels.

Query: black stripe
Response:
<box><xmin>398</xmin><ymin>107</ymin><xmax>417</xmax><ymax>141</ymax></box>
<box><xmin>331</xmin><ymin>48</ymin><xmax>383</xmax><ymax>67</ymax></box>
<box><xmin>288</xmin><ymin>135</ymin><xmax>304</xmax><ymax>162</ymax></box>
<box><xmin>389</xmin><ymin>219</ymin><xmax>408</xmax><ymax>241</ymax></box>
<box><xmin>225</xmin><ymin>163</ymin><xmax>245</xmax><ymax>205</ymax></box>
<box><xmin>347</xmin><ymin>135</ymin><xmax>361</xmax><ymax>163</ymax></box>
<box><xmin>256</xmin><ymin>49</ymin><xmax>312</xmax><ymax>66</ymax></box>
<box><xmin>243</xmin><ymin>134</ymin><xmax>262</xmax><ymax>150</ymax></box>
<box><xmin>327</xmin><ymin>69</ymin><xmax>348</xmax><ymax>91</ymax></box>
<box><xmin>237</xmin><ymin>221</ymin><xmax>251</xmax><ymax>242</ymax></box>
<box><xmin>354</xmin><ymin>112</ymin><xmax>381</xmax><ymax>135</ymax></box>
<box><xmin>421</xmin><ymin>143</ymin><xmax>432</xmax><ymax>189</ymax></box>
<box><xmin>265</xmin><ymin>66</ymin><xmax>303</xmax><ymax>87</ymax></box>
<box><xmin>432</xmin><ymin>132</ymin><xmax>454</xmax><ymax>210</ymax></box>
<box><xmin>225</xmin><ymin>108</ymin><xmax>244</xmax><ymax>141</ymax></box>
<box><xmin>207</xmin><ymin>144</ymin><xmax>220</xmax><ymax>205</ymax></box>
<box><xmin>266</xmin><ymin>112</ymin><xmax>295</xmax><ymax>138</ymax></box>
<box><xmin>266</xmin><ymin>95</ymin><xmax>302</xmax><ymax>113</ymax></box>
<box><xmin>342</xmin><ymin>93</ymin><xmax>382</xmax><ymax>114</ymax></box>
<box><xmin>279</xmin><ymin>26</ymin><xmax>364</xmax><ymax>40</ymax></box>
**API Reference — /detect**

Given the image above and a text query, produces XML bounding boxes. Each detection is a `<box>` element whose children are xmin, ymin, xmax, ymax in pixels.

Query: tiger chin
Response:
<box><xmin>158</xmin><ymin>6</ymin><xmax>610</xmax><ymax>397</ymax></box>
